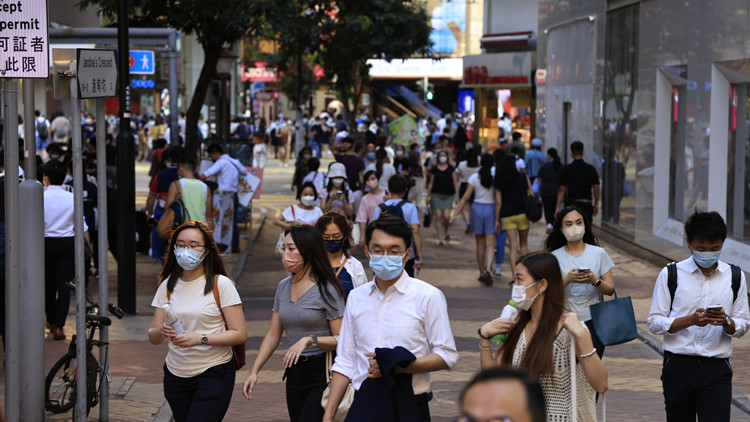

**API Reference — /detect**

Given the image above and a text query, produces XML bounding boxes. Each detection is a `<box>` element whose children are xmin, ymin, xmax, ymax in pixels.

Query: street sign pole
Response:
<box><xmin>117</xmin><ymin>0</ymin><xmax>137</xmax><ymax>314</ymax></box>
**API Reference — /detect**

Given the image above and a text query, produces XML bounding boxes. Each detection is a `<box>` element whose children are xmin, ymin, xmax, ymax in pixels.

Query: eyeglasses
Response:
<box><xmin>369</xmin><ymin>249</ymin><xmax>406</xmax><ymax>259</ymax></box>
<box><xmin>174</xmin><ymin>242</ymin><xmax>206</xmax><ymax>251</ymax></box>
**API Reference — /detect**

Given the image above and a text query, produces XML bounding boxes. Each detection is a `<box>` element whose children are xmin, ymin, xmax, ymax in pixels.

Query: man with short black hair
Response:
<box><xmin>648</xmin><ymin>211</ymin><xmax>750</xmax><ymax>421</ymax></box>
<box><xmin>43</xmin><ymin>160</ymin><xmax>90</xmax><ymax>340</ymax></box>
<box><xmin>323</xmin><ymin>215</ymin><xmax>457</xmax><ymax>422</ymax></box>
<box><xmin>458</xmin><ymin>367</ymin><xmax>546</xmax><ymax>422</ymax></box>
<box><xmin>373</xmin><ymin>174</ymin><xmax>423</xmax><ymax>275</ymax></box>
<box><xmin>555</xmin><ymin>141</ymin><xmax>600</xmax><ymax>222</ymax></box>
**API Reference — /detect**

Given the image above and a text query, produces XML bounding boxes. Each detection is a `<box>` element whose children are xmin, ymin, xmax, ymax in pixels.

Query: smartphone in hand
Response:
<box><xmin>577</xmin><ymin>267</ymin><xmax>590</xmax><ymax>273</ymax></box>
<box><xmin>706</xmin><ymin>305</ymin><xmax>723</xmax><ymax>313</ymax></box>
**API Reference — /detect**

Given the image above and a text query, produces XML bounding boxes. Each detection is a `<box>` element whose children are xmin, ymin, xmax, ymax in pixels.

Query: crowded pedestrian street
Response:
<box><xmin>0</xmin><ymin>158</ymin><xmax>744</xmax><ymax>421</ymax></box>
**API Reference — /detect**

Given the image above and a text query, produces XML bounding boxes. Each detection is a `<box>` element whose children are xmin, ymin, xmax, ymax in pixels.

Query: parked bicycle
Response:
<box><xmin>44</xmin><ymin>283</ymin><xmax>124</xmax><ymax>417</ymax></box>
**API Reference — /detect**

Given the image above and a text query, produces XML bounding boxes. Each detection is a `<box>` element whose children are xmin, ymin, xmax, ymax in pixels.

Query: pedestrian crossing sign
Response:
<box><xmin>129</xmin><ymin>50</ymin><xmax>155</xmax><ymax>75</ymax></box>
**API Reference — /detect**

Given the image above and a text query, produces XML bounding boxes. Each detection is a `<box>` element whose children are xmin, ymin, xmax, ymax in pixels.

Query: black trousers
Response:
<box><xmin>567</xmin><ymin>200</ymin><xmax>594</xmax><ymax>223</ymax></box>
<box><xmin>661</xmin><ymin>351</ymin><xmax>732</xmax><ymax>421</ymax></box>
<box><xmin>44</xmin><ymin>237</ymin><xmax>75</xmax><ymax>328</ymax></box>
<box><xmin>541</xmin><ymin>195</ymin><xmax>557</xmax><ymax>225</ymax></box>
<box><xmin>283</xmin><ymin>353</ymin><xmax>327</xmax><ymax>422</ymax></box>
<box><xmin>163</xmin><ymin>360</ymin><xmax>235</xmax><ymax>422</ymax></box>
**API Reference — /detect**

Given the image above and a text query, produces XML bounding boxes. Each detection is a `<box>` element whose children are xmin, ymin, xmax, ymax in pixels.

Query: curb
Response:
<box><xmin>153</xmin><ymin>207</ymin><xmax>268</xmax><ymax>422</ymax></box>
<box><xmin>636</xmin><ymin>327</ymin><xmax>750</xmax><ymax>414</ymax></box>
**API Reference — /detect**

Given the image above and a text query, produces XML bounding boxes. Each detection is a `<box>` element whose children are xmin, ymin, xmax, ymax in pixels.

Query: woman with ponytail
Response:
<box><xmin>451</xmin><ymin>153</ymin><xmax>499</xmax><ymax>285</ymax></box>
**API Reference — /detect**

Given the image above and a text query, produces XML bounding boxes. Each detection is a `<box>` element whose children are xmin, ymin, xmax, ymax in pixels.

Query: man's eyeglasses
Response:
<box><xmin>368</xmin><ymin>250</ymin><xmax>406</xmax><ymax>259</ymax></box>
<box><xmin>457</xmin><ymin>415</ymin><xmax>514</xmax><ymax>422</ymax></box>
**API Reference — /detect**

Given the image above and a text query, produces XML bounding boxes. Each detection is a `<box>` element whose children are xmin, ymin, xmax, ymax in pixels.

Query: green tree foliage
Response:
<box><xmin>78</xmin><ymin>0</ymin><xmax>261</xmax><ymax>158</ymax></box>
<box><xmin>261</xmin><ymin>0</ymin><xmax>433</xmax><ymax>121</ymax></box>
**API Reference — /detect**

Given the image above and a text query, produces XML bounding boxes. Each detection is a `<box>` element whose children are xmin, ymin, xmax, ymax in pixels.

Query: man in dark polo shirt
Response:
<box><xmin>555</xmin><ymin>141</ymin><xmax>600</xmax><ymax>222</ymax></box>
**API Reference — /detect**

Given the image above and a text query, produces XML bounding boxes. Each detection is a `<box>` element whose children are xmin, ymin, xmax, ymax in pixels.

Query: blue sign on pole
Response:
<box><xmin>129</xmin><ymin>50</ymin><xmax>155</xmax><ymax>75</ymax></box>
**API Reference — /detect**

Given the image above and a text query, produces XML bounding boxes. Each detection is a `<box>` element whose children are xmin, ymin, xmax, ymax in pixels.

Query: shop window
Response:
<box><xmin>668</xmin><ymin>84</ymin><xmax>688</xmax><ymax>221</ymax></box>
<box><xmin>727</xmin><ymin>85</ymin><xmax>750</xmax><ymax>240</ymax></box>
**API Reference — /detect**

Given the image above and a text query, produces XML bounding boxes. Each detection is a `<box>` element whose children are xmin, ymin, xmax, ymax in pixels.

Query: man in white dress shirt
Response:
<box><xmin>201</xmin><ymin>143</ymin><xmax>248</xmax><ymax>252</ymax></box>
<box><xmin>323</xmin><ymin>215</ymin><xmax>458</xmax><ymax>422</ymax></box>
<box><xmin>648</xmin><ymin>211</ymin><xmax>750</xmax><ymax>421</ymax></box>
<box><xmin>43</xmin><ymin>160</ymin><xmax>90</xmax><ymax>340</ymax></box>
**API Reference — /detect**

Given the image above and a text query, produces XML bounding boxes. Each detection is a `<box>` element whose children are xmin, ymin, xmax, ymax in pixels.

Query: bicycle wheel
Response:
<box><xmin>45</xmin><ymin>352</ymin><xmax>99</xmax><ymax>414</ymax></box>
<box><xmin>45</xmin><ymin>351</ymin><xmax>77</xmax><ymax>413</ymax></box>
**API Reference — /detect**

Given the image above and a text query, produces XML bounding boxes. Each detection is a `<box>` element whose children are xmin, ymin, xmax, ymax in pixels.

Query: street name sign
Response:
<box><xmin>129</xmin><ymin>49</ymin><xmax>154</xmax><ymax>75</ymax></box>
<box><xmin>77</xmin><ymin>48</ymin><xmax>118</xmax><ymax>99</ymax></box>
<box><xmin>0</xmin><ymin>0</ymin><xmax>49</xmax><ymax>78</ymax></box>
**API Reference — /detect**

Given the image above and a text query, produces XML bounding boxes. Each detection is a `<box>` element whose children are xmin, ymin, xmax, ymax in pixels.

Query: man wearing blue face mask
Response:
<box><xmin>648</xmin><ymin>211</ymin><xmax>750</xmax><ymax>421</ymax></box>
<box><xmin>322</xmin><ymin>215</ymin><xmax>458</xmax><ymax>422</ymax></box>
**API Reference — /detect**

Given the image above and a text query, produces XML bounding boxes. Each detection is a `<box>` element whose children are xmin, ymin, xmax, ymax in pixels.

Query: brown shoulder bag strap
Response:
<box><xmin>212</xmin><ymin>275</ymin><xmax>227</xmax><ymax>325</ymax></box>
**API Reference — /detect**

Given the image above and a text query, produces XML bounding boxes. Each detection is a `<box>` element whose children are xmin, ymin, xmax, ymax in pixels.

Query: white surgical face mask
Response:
<box><xmin>396</xmin><ymin>150</ymin><xmax>404</xmax><ymax>157</ymax></box>
<box><xmin>561</xmin><ymin>224</ymin><xmax>585</xmax><ymax>243</ymax></box>
<box><xmin>511</xmin><ymin>282</ymin><xmax>540</xmax><ymax>311</ymax></box>
<box><xmin>438</xmin><ymin>156</ymin><xmax>448</xmax><ymax>164</ymax></box>
<box><xmin>332</xmin><ymin>178</ymin><xmax>344</xmax><ymax>187</ymax></box>
<box><xmin>300</xmin><ymin>195</ymin><xmax>316</xmax><ymax>206</ymax></box>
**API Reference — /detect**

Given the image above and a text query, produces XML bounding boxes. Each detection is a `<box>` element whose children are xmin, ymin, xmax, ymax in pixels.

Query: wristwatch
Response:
<box><xmin>724</xmin><ymin>316</ymin><xmax>732</xmax><ymax>327</ymax></box>
<box><xmin>594</xmin><ymin>279</ymin><xmax>602</xmax><ymax>287</ymax></box>
<box><xmin>311</xmin><ymin>335</ymin><xmax>318</xmax><ymax>347</ymax></box>
<box><xmin>201</xmin><ymin>334</ymin><xmax>208</xmax><ymax>345</ymax></box>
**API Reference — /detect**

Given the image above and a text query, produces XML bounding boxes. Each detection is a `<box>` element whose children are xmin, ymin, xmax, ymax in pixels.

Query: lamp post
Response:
<box><xmin>216</xmin><ymin>50</ymin><xmax>237</xmax><ymax>149</ymax></box>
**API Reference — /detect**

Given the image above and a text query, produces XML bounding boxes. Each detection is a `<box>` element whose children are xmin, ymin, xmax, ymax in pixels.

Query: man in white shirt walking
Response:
<box><xmin>648</xmin><ymin>211</ymin><xmax>750</xmax><ymax>421</ymax></box>
<box><xmin>323</xmin><ymin>215</ymin><xmax>458</xmax><ymax>422</ymax></box>
<box><xmin>43</xmin><ymin>161</ymin><xmax>90</xmax><ymax>340</ymax></box>
<box><xmin>201</xmin><ymin>144</ymin><xmax>248</xmax><ymax>252</ymax></box>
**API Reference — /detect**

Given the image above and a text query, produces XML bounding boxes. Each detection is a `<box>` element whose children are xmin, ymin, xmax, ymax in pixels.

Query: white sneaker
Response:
<box><xmin>493</xmin><ymin>264</ymin><xmax>502</xmax><ymax>276</ymax></box>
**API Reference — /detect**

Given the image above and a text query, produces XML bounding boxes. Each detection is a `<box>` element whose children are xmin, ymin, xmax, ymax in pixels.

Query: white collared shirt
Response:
<box><xmin>647</xmin><ymin>258</ymin><xmax>750</xmax><ymax>358</ymax></box>
<box><xmin>331</xmin><ymin>271</ymin><xmax>458</xmax><ymax>394</ymax></box>
<box><xmin>339</xmin><ymin>254</ymin><xmax>368</xmax><ymax>289</ymax></box>
<box><xmin>202</xmin><ymin>154</ymin><xmax>248</xmax><ymax>192</ymax></box>
<box><xmin>44</xmin><ymin>185</ymin><xmax>88</xmax><ymax>237</ymax></box>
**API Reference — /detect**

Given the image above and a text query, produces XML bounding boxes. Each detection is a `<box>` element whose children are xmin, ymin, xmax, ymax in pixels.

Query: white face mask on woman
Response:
<box><xmin>511</xmin><ymin>281</ymin><xmax>540</xmax><ymax>311</ymax></box>
<box><xmin>300</xmin><ymin>195</ymin><xmax>316</xmax><ymax>206</ymax></box>
<box><xmin>438</xmin><ymin>156</ymin><xmax>448</xmax><ymax>164</ymax></box>
<box><xmin>562</xmin><ymin>225</ymin><xmax>585</xmax><ymax>242</ymax></box>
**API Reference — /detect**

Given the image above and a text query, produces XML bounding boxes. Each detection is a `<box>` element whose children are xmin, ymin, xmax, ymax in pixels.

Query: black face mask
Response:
<box><xmin>324</xmin><ymin>239</ymin><xmax>345</xmax><ymax>253</ymax></box>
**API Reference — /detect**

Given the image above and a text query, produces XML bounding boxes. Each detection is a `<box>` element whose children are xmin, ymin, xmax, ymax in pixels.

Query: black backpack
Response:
<box><xmin>378</xmin><ymin>199</ymin><xmax>408</xmax><ymax>221</ymax></box>
<box><xmin>666</xmin><ymin>262</ymin><xmax>741</xmax><ymax>316</ymax></box>
<box><xmin>36</xmin><ymin>119</ymin><xmax>48</xmax><ymax>140</ymax></box>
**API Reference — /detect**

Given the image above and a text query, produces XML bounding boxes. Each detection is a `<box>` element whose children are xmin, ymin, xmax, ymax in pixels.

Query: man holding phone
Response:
<box><xmin>648</xmin><ymin>211</ymin><xmax>750</xmax><ymax>421</ymax></box>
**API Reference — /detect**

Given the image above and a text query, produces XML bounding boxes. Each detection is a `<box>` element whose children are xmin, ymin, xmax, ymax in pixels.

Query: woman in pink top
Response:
<box><xmin>355</xmin><ymin>170</ymin><xmax>389</xmax><ymax>247</ymax></box>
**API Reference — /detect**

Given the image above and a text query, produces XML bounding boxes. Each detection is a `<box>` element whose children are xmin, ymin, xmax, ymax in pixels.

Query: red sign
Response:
<box><xmin>464</xmin><ymin>65</ymin><xmax>528</xmax><ymax>85</ymax></box>
<box><xmin>129</xmin><ymin>55</ymin><xmax>134</xmax><ymax>69</ymax></box>
<box><xmin>241</xmin><ymin>62</ymin><xmax>278</xmax><ymax>83</ymax></box>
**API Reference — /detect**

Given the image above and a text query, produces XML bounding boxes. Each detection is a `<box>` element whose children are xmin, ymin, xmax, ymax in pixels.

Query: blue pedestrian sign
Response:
<box><xmin>129</xmin><ymin>50</ymin><xmax>155</xmax><ymax>75</ymax></box>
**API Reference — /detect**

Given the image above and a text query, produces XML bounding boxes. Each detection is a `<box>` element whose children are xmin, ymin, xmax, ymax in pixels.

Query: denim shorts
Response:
<box><xmin>471</xmin><ymin>202</ymin><xmax>496</xmax><ymax>235</ymax></box>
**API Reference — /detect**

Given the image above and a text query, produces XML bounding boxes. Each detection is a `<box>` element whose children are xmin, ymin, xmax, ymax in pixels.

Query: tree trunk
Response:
<box><xmin>184</xmin><ymin>42</ymin><xmax>223</xmax><ymax>160</ymax></box>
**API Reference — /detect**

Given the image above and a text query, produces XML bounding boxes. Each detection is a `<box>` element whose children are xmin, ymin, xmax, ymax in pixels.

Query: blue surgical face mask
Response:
<box><xmin>366</xmin><ymin>152</ymin><xmax>376</xmax><ymax>160</ymax></box>
<box><xmin>174</xmin><ymin>246</ymin><xmax>206</xmax><ymax>271</ymax></box>
<box><xmin>692</xmin><ymin>249</ymin><xmax>721</xmax><ymax>269</ymax></box>
<box><xmin>369</xmin><ymin>252</ymin><xmax>406</xmax><ymax>280</ymax></box>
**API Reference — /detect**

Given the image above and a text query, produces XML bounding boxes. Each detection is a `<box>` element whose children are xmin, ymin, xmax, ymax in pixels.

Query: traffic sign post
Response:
<box><xmin>129</xmin><ymin>49</ymin><xmax>155</xmax><ymax>74</ymax></box>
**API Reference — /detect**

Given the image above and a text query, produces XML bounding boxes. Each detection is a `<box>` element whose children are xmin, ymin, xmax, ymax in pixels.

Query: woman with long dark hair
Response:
<box><xmin>451</xmin><ymin>153</ymin><xmax>498</xmax><ymax>285</ymax></box>
<box><xmin>455</xmin><ymin>146</ymin><xmax>480</xmax><ymax>233</ymax></box>
<box><xmin>538</xmin><ymin>147</ymin><xmax>562</xmax><ymax>230</ymax></box>
<box><xmin>478</xmin><ymin>252</ymin><xmax>607</xmax><ymax>420</ymax></box>
<box><xmin>371</xmin><ymin>147</ymin><xmax>396</xmax><ymax>191</ymax></box>
<box><xmin>292</xmin><ymin>146</ymin><xmax>313</xmax><ymax>191</ymax></box>
<box><xmin>426</xmin><ymin>149</ymin><xmax>459</xmax><ymax>245</ymax></box>
<box><xmin>243</xmin><ymin>225</ymin><xmax>345</xmax><ymax>422</ymax></box>
<box><xmin>315</xmin><ymin>212</ymin><xmax>367</xmax><ymax>295</ymax></box>
<box><xmin>495</xmin><ymin>154</ymin><xmax>530</xmax><ymax>280</ymax></box>
<box><xmin>148</xmin><ymin>220</ymin><xmax>247</xmax><ymax>422</ymax></box>
<box><xmin>544</xmin><ymin>206</ymin><xmax>616</xmax><ymax>359</ymax></box>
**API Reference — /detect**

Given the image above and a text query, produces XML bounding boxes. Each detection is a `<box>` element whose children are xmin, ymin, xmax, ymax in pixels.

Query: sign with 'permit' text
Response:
<box><xmin>0</xmin><ymin>0</ymin><xmax>49</xmax><ymax>78</ymax></box>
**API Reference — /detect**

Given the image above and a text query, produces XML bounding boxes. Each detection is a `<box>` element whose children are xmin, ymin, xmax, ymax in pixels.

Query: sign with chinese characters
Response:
<box><xmin>129</xmin><ymin>50</ymin><xmax>154</xmax><ymax>75</ymax></box>
<box><xmin>76</xmin><ymin>49</ymin><xmax>118</xmax><ymax>99</ymax></box>
<box><xmin>0</xmin><ymin>0</ymin><xmax>49</xmax><ymax>78</ymax></box>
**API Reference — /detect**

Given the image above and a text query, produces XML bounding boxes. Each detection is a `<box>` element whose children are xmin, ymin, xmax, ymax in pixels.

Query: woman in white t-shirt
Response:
<box><xmin>544</xmin><ymin>206</ymin><xmax>616</xmax><ymax>359</ymax></box>
<box><xmin>455</xmin><ymin>147</ymin><xmax>480</xmax><ymax>233</ymax></box>
<box><xmin>451</xmin><ymin>153</ymin><xmax>498</xmax><ymax>286</ymax></box>
<box><xmin>275</xmin><ymin>182</ymin><xmax>325</xmax><ymax>228</ymax></box>
<box><xmin>148</xmin><ymin>220</ymin><xmax>247</xmax><ymax>422</ymax></box>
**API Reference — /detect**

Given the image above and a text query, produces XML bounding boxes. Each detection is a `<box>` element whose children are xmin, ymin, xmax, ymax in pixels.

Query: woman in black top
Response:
<box><xmin>426</xmin><ymin>149</ymin><xmax>459</xmax><ymax>245</ymax></box>
<box><xmin>292</xmin><ymin>147</ymin><xmax>313</xmax><ymax>191</ymax></box>
<box><xmin>495</xmin><ymin>154</ymin><xmax>530</xmax><ymax>281</ymax></box>
<box><xmin>537</xmin><ymin>147</ymin><xmax>562</xmax><ymax>230</ymax></box>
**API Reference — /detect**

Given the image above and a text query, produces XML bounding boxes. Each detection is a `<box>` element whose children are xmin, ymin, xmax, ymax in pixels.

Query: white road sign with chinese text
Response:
<box><xmin>77</xmin><ymin>49</ymin><xmax>117</xmax><ymax>99</ymax></box>
<box><xmin>0</xmin><ymin>0</ymin><xmax>49</xmax><ymax>78</ymax></box>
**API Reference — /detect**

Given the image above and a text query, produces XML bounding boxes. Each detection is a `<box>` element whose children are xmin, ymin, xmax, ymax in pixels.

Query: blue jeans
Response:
<box><xmin>494</xmin><ymin>229</ymin><xmax>507</xmax><ymax>267</ymax></box>
<box><xmin>309</xmin><ymin>140</ymin><xmax>321</xmax><ymax>158</ymax></box>
<box><xmin>163</xmin><ymin>360</ymin><xmax>235</xmax><ymax>422</ymax></box>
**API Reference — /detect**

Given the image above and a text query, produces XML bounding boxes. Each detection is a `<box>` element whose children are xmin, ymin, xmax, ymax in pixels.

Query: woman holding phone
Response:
<box><xmin>544</xmin><ymin>206</ymin><xmax>616</xmax><ymax>358</ymax></box>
